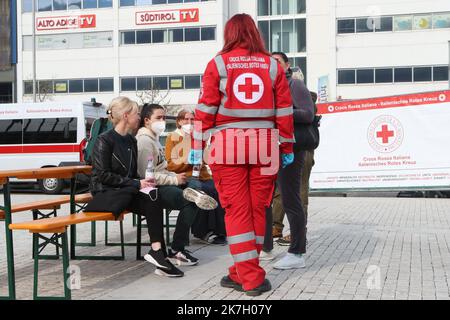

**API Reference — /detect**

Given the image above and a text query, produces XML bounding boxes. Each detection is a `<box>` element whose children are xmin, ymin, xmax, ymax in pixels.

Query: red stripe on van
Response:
<box><xmin>0</xmin><ymin>145</ymin><xmax>78</xmax><ymax>154</ymax></box>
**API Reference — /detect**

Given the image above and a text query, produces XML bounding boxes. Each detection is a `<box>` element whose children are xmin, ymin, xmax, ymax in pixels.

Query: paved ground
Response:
<box><xmin>1</xmin><ymin>194</ymin><xmax>450</xmax><ymax>300</ymax></box>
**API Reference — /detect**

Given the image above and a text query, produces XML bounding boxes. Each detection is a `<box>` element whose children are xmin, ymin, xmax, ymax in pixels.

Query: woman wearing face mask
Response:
<box><xmin>86</xmin><ymin>97</ymin><xmax>183</xmax><ymax>277</ymax></box>
<box><xmin>165</xmin><ymin>109</ymin><xmax>227</xmax><ymax>245</ymax></box>
<box><xmin>136</xmin><ymin>104</ymin><xmax>218</xmax><ymax>267</ymax></box>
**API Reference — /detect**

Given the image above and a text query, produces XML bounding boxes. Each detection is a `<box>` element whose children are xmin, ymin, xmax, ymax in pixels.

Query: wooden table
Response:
<box><xmin>0</xmin><ymin>165</ymin><xmax>92</xmax><ymax>300</ymax></box>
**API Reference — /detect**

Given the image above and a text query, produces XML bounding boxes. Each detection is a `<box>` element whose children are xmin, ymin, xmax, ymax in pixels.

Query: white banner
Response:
<box><xmin>311</xmin><ymin>90</ymin><xmax>450</xmax><ymax>190</ymax></box>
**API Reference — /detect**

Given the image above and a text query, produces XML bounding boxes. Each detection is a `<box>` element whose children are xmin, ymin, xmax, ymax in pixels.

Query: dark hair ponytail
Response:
<box><xmin>139</xmin><ymin>103</ymin><xmax>165</xmax><ymax>128</ymax></box>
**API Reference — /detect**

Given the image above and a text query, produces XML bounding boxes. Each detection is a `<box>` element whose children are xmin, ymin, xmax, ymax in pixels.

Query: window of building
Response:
<box><xmin>136</xmin><ymin>0</ymin><xmax>151</xmax><ymax>5</ymax></box>
<box><xmin>83</xmin><ymin>0</ymin><xmax>97</xmax><ymax>9</ymax></box>
<box><xmin>84</xmin><ymin>79</ymin><xmax>99</xmax><ymax>92</ymax></box>
<box><xmin>357</xmin><ymin>69</ymin><xmax>374</xmax><ymax>83</ymax></box>
<box><xmin>53</xmin><ymin>0</ymin><xmax>68</xmax><ymax>11</ymax></box>
<box><xmin>99</xmin><ymin>0</ymin><xmax>112</xmax><ymax>8</ymax></box>
<box><xmin>120</xmin><ymin>0</ymin><xmax>135</xmax><ymax>6</ymax></box>
<box><xmin>356</xmin><ymin>18</ymin><xmax>373</xmax><ymax>33</ymax></box>
<box><xmin>168</xmin><ymin>0</ymin><xmax>183</xmax><ymax>3</ymax></box>
<box><xmin>433</xmin><ymin>66</ymin><xmax>449</xmax><ymax>81</ymax></box>
<box><xmin>394</xmin><ymin>67</ymin><xmax>412</xmax><ymax>82</ymax></box>
<box><xmin>99</xmin><ymin>78</ymin><xmax>114</xmax><ymax>92</ymax></box>
<box><xmin>375</xmin><ymin>68</ymin><xmax>393</xmax><ymax>83</ymax></box>
<box><xmin>169</xmin><ymin>29</ymin><xmax>184</xmax><ymax>42</ymax></box>
<box><xmin>121</xmin><ymin>78</ymin><xmax>137</xmax><ymax>91</ymax></box>
<box><xmin>23</xmin><ymin>118</ymin><xmax>77</xmax><ymax>144</ymax></box>
<box><xmin>137</xmin><ymin>77</ymin><xmax>152</xmax><ymax>91</ymax></box>
<box><xmin>258</xmin><ymin>0</ymin><xmax>269</xmax><ymax>16</ymax></box>
<box><xmin>433</xmin><ymin>13</ymin><xmax>450</xmax><ymax>29</ymax></box>
<box><xmin>338</xmin><ymin>70</ymin><xmax>356</xmax><ymax>84</ymax></box>
<box><xmin>169</xmin><ymin>76</ymin><xmax>184</xmax><ymax>90</ymax></box>
<box><xmin>69</xmin><ymin>79</ymin><xmax>83</xmax><ymax>93</ymax></box>
<box><xmin>413</xmin><ymin>14</ymin><xmax>432</xmax><ymax>30</ymax></box>
<box><xmin>185</xmin><ymin>28</ymin><xmax>200</xmax><ymax>41</ymax></box>
<box><xmin>24</xmin><ymin>81</ymin><xmax>33</xmax><ymax>94</ymax></box>
<box><xmin>413</xmin><ymin>67</ymin><xmax>432</xmax><ymax>82</ymax></box>
<box><xmin>152</xmin><ymin>29</ymin><xmax>167</xmax><ymax>43</ymax></box>
<box><xmin>122</xmin><ymin>31</ymin><xmax>136</xmax><ymax>45</ymax></box>
<box><xmin>337</xmin><ymin>19</ymin><xmax>355</xmax><ymax>34</ymax></box>
<box><xmin>201</xmin><ymin>27</ymin><xmax>216</xmax><ymax>41</ymax></box>
<box><xmin>136</xmin><ymin>30</ymin><xmax>152</xmax><ymax>44</ymax></box>
<box><xmin>22</xmin><ymin>0</ymin><xmax>33</xmax><ymax>12</ymax></box>
<box><xmin>393</xmin><ymin>15</ymin><xmax>412</xmax><ymax>31</ymax></box>
<box><xmin>54</xmin><ymin>80</ymin><xmax>68</xmax><ymax>93</ymax></box>
<box><xmin>68</xmin><ymin>0</ymin><xmax>82</xmax><ymax>9</ymax></box>
<box><xmin>152</xmin><ymin>0</ymin><xmax>167</xmax><ymax>4</ymax></box>
<box><xmin>38</xmin><ymin>0</ymin><xmax>53</xmax><ymax>11</ymax></box>
<box><xmin>258</xmin><ymin>21</ymin><xmax>270</xmax><ymax>50</ymax></box>
<box><xmin>185</xmin><ymin>75</ymin><xmax>201</xmax><ymax>89</ymax></box>
<box><xmin>38</xmin><ymin>81</ymin><xmax>54</xmax><ymax>94</ymax></box>
<box><xmin>0</xmin><ymin>120</ymin><xmax>23</xmax><ymax>145</ymax></box>
<box><xmin>376</xmin><ymin>17</ymin><xmax>393</xmax><ymax>32</ymax></box>
<box><xmin>153</xmin><ymin>77</ymin><xmax>168</xmax><ymax>90</ymax></box>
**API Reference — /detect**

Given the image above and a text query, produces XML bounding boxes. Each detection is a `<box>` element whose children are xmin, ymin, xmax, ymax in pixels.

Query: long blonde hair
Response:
<box><xmin>107</xmin><ymin>96</ymin><xmax>138</xmax><ymax>126</ymax></box>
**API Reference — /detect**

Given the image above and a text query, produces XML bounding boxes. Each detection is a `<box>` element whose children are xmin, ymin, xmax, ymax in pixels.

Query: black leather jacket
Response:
<box><xmin>90</xmin><ymin>129</ymin><xmax>141</xmax><ymax>194</ymax></box>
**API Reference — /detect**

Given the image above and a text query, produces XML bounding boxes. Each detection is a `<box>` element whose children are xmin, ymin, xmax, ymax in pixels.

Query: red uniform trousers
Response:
<box><xmin>210</xmin><ymin>163</ymin><xmax>276</xmax><ymax>291</ymax></box>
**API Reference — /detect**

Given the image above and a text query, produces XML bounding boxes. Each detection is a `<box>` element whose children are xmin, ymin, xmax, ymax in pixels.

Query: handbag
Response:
<box><xmin>293</xmin><ymin>115</ymin><xmax>322</xmax><ymax>152</ymax></box>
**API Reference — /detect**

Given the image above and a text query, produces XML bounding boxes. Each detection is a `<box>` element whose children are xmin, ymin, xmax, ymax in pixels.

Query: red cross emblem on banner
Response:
<box><xmin>376</xmin><ymin>124</ymin><xmax>394</xmax><ymax>144</ymax></box>
<box><xmin>233</xmin><ymin>73</ymin><xmax>264</xmax><ymax>104</ymax></box>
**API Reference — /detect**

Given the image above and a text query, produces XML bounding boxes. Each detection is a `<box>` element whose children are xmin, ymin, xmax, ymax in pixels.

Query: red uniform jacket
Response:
<box><xmin>193</xmin><ymin>47</ymin><xmax>294</xmax><ymax>160</ymax></box>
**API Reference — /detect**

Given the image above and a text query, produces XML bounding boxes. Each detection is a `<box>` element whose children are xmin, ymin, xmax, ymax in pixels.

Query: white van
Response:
<box><xmin>0</xmin><ymin>101</ymin><xmax>105</xmax><ymax>193</ymax></box>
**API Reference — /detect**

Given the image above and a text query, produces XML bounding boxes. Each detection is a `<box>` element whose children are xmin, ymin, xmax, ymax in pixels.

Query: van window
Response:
<box><xmin>0</xmin><ymin>120</ymin><xmax>23</xmax><ymax>145</ymax></box>
<box><xmin>23</xmin><ymin>117</ymin><xmax>78</xmax><ymax>144</ymax></box>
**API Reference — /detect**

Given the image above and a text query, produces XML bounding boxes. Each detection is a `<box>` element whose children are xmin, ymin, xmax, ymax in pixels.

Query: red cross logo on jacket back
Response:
<box><xmin>233</xmin><ymin>73</ymin><xmax>264</xmax><ymax>104</ymax></box>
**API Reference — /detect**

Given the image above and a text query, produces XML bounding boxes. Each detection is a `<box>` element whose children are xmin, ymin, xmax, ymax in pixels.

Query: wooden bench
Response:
<box><xmin>0</xmin><ymin>193</ymin><xmax>93</xmax><ymax>220</ymax></box>
<box><xmin>9</xmin><ymin>211</ymin><xmax>127</xmax><ymax>300</ymax></box>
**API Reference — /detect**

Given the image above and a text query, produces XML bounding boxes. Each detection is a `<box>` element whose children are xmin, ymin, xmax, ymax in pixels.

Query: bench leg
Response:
<box><xmin>32</xmin><ymin>209</ymin><xmax>60</xmax><ymax>260</ymax></box>
<box><xmin>74</xmin><ymin>202</ymin><xmax>97</xmax><ymax>247</ymax></box>
<box><xmin>71</xmin><ymin>221</ymin><xmax>125</xmax><ymax>261</ymax></box>
<box><xmin>33</xmin><ymin>231</ymin><xmax>71</xmax><ymax>300</ymax></box>
<box><xmin>0</xmin><ymin>180</ymin><xmax>16</xmax><ymax>300</ymax></box>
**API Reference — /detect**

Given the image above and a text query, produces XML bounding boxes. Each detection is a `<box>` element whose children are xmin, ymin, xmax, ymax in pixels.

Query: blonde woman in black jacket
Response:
<box><xmin>87</xmin><ymin>96</ymin><xmax>183</xmax><ymax>277</ymax></box>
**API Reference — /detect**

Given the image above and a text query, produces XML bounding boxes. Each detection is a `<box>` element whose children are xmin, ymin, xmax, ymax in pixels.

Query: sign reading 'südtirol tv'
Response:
<box><xmin>136</xmin><ymin>8</ymin><xmax>199</xmax><ymax>25</ymax></box>
<box><xmin>36</xmin><ymin>14</ymin><xmax>96</xmax><ymax>31</ymax></box>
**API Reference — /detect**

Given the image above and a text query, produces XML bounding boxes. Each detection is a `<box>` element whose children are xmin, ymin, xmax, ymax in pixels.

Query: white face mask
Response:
<box><xmin>151</xmin><ymin>121</ymin><xmax>166</xmax><ymax>136</ymax></box>
<box><xmin>181</xmin><ymin>124</ymin><xmax>193</xmax><ymax>134</ymax></box>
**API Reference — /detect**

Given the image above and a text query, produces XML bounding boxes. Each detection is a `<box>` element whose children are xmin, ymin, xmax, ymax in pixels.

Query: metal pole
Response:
<box><xmin>448</xmin><ymin>41</ymin><xmax>450</xmax><ymax>89</ymax></box>
<box><xmin>32</xmin><ymin>0</ymin><xmax>36</xmax><ymax>102</ymax></box>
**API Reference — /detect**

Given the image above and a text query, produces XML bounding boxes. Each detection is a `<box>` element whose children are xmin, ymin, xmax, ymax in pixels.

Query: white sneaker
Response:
<box><xmin>273</xmin><ymin>253</ymin><xmax>306</xmax><ymax>270</ymax></box>
<box><xmin>183</xmin><ymin>187</ymin><xmax>218</xmax><ymax>210</ymax></box>
<box><xmin>259</xmin><ymin>250</ymin><xmax>275</xmax><ymax>261</ymax></box>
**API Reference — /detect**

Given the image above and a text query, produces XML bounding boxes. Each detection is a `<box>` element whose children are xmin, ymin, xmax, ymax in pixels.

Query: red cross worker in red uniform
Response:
<box><xmin>189</xmin><ymin>14</ymin><xmax>295</xmax><ymax>296</ymax></box>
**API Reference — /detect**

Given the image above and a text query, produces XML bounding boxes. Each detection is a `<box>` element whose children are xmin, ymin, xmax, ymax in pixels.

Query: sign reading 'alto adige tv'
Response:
<box><xmin>36</xmin><ymin>14</ymin><xmax>96</xmax><ymax>31</ymax></box>
<box><xmin>136</xmin><ymin>8</ymin><xmax>199</xmax><ymax>25</ymax></box>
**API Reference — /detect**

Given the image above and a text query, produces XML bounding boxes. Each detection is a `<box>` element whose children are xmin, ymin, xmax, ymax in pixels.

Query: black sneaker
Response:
<box><xmin>154</xmin><ymin>260</ymin><xmax>184</xmax><ymax>278</ymax></box>
<box><xmin>220</xmin><ymin>275</ymin><xmax>243</xmax><ymax>291</ymax></box>
<box><xmin>211</xmin><ymin>235</ymin><xmax>227</xmax><ymax>246</ymax></box>
<box><xmin>168</xmin><ymin>249</ymin><xmax>199</xmax><ymax>266</ymax></box>
<box><xmin>144</xmin><ymin>249</ymin><xmax>172</xmax><ymax>270</ymax></box>
<box><xmin>244</xmin><ymin>279</ymin><xmax>272</xmax><ymax>296</ymax></box>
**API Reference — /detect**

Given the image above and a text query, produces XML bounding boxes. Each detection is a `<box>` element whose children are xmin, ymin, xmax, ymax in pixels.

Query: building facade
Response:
<box><xmin>14</xmin><ymin>0</ymin><xmax>450</xmax><ymax>108</ymax></box>
<box><xmin>0</xmin><ymin>0</ymin><xmax>17</xmax><ymax>103</ymax></box>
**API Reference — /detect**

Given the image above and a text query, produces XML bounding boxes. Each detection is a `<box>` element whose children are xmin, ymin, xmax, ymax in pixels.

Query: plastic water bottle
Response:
<box><xmin>145</xmin><ymin>155</ymin><xmax>154</xmax><ymax>180</ymax></box>
<box><xmin>192</xmin><ymin>164</ymin><xmax>201</xmax><ymax>179</ymax></box>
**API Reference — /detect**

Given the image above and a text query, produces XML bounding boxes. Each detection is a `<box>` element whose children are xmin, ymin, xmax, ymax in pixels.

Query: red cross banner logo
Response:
<box><xmin>233</xmin><ymin>73</ymin><xmax>264</xmax><ymax>104</ymax></box>
<box><xmin>367</xmin><ymin>115</ymin><xmax>404</xmax><ymax>153</ymax></box>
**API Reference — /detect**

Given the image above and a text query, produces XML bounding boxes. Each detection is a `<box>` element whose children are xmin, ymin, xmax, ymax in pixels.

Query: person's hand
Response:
<box><xmin>188</xmin><ymin>149</ymin><xmax>202</xmax><ymax>165</ymax></box>
<box><xmin>176</xmin><ymin>173</ymin><xmax>187</xmax><ymax>185</ymax></box>
<box><xmin>140</xmin><ymin>178</ymin><xmax>155</xmax><ymax>189</ymax></box>
<box><xmin>281</xmin><ymin>153</ymin><xmax>294</xmax><ymax>168</ymax></box>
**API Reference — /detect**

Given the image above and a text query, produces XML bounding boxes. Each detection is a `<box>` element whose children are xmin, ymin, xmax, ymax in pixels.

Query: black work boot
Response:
<box><xmin>244</xmin><ymin>279</ymin><xmax>272</xmax><ymax>296</ymax></box>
